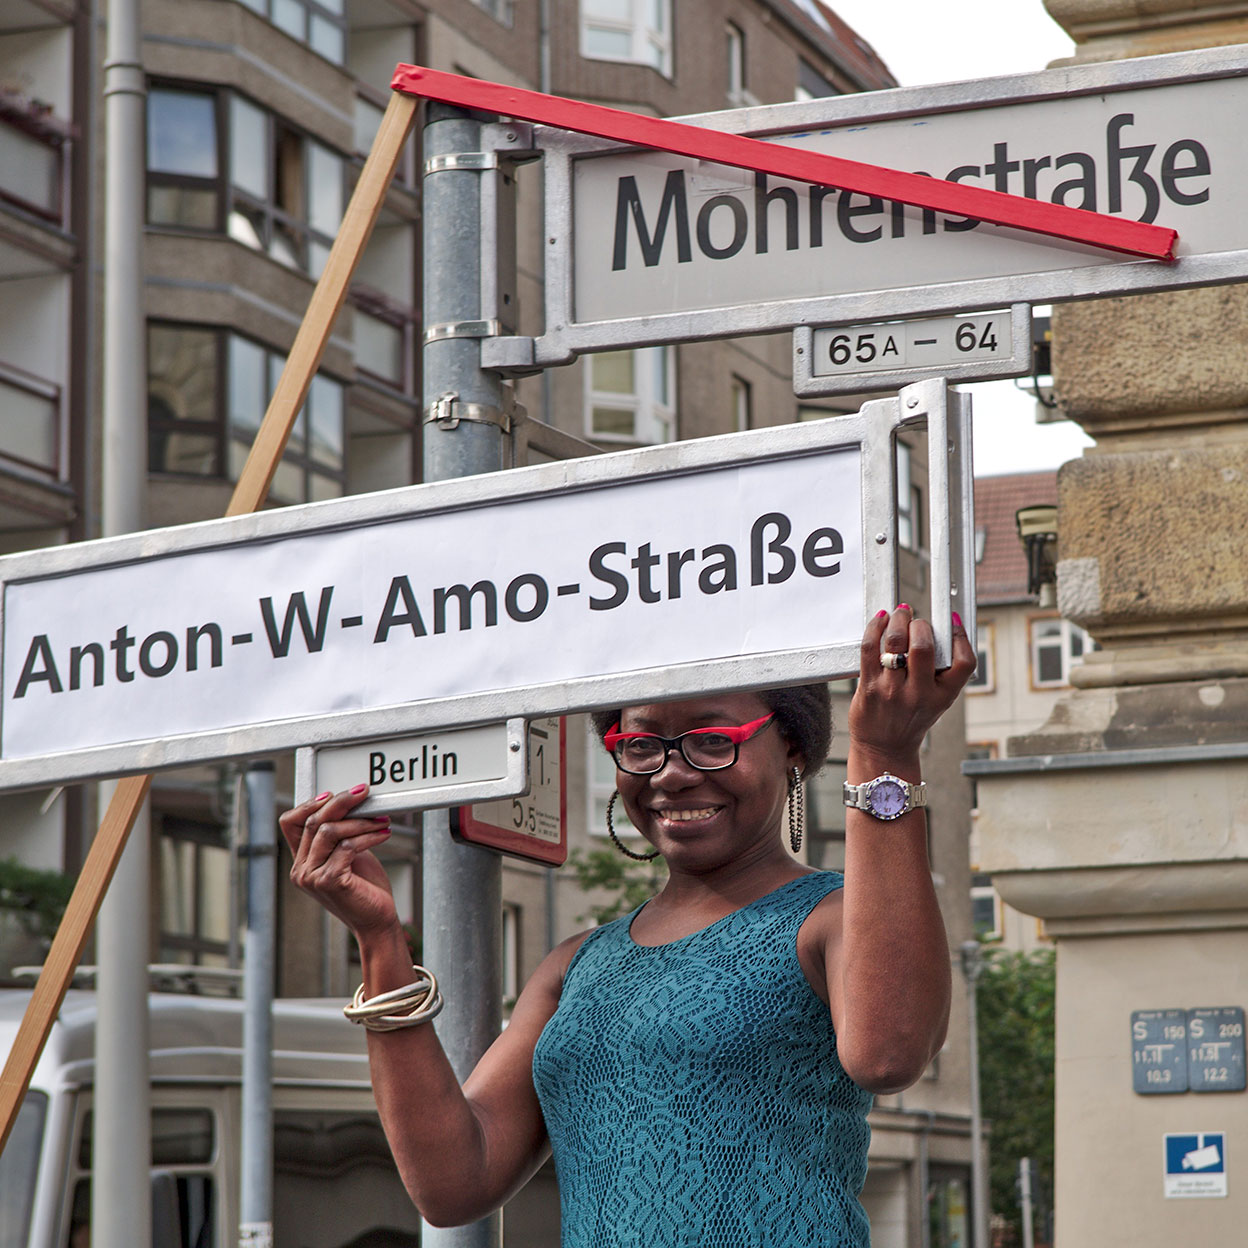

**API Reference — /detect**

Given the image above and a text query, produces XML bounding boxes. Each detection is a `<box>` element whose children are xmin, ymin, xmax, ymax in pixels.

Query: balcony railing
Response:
<box><xmin>0</xmin><ymin>91</ymin><xmax>70</xmax><ymax>223</ymax></box>
<box><xmin>0</xmin><ymin>362</ymin><xmax>62</xmax><ymax>479</ymax></box>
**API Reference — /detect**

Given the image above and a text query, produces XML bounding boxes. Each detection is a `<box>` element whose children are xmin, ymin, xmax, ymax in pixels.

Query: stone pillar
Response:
<box><xmin>974</xmin><ymin>4</ymin><xmax>1248</xmax><ymax>1245</ymax></box>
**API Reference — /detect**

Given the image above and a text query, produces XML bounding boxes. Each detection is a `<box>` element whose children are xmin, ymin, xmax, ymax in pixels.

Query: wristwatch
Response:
<box><xmin>842</xmin><ymin>774</ymin><xmax>928</xmax><ymax>821</ymax></box>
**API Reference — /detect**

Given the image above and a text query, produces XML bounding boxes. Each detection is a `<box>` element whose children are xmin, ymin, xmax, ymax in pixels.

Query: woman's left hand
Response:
<box><xmin>848</xmin><ymin>606</ymin><xmax>977</xmax><ymax>760</ymax></box>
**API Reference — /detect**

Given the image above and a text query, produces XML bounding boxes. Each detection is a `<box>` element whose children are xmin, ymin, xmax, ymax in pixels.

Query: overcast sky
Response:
<box><xmin>825</xmin><ymin>1</ymin><xmax>1093</xmax><ymax>477</ymax></box>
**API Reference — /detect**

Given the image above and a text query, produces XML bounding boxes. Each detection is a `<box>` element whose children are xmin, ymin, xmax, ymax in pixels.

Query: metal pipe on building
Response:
<box><xmin>94</xmin><ymin>0</ymin><xmax>151</xmax><ymax>1245</ymax></box>
<box><xmin>1019</xmin><ymin>1157</ymin><xmax>1035</xmax><ymax>1248</ymax></box>
<box><xmin>420</xmin><ymin>103</ymin><xmax>508</xmax><ymax>1248</ymax></box>
<box><xmin>961</xmin><ymin>940</ymin><xmax>990</xmax><ymax>1248</ymax></box>
<box><xmin>240</xmin><ymin>763</ymin><xmax>277</xmax><ymax>1248</ymax></box>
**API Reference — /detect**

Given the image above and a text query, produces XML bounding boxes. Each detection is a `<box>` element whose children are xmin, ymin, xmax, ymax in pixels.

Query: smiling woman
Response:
<box><xmin>282</xmin><ymin>603</ymin><xmax>977</xmax><ymax>1245</ymax></box>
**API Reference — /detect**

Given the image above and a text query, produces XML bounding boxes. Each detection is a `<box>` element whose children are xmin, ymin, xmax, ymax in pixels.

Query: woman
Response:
<box><xmin>282</xmin><ymin>604</ymin><xmax>976</xmax><ymax>1244</ymax></box>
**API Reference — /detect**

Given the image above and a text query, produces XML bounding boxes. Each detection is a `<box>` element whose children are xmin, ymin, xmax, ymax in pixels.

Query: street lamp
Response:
<box><xmin>1015</xmin><ymin>504</ymin><xmax>1058</xmax><ymax>609</ymax></box>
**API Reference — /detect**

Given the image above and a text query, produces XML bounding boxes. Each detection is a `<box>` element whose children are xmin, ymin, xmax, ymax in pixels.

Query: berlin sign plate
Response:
<box><xmin>294</xmin><ymin>719</ymin><xmax>529</xmax><ymax>818</ymax></box>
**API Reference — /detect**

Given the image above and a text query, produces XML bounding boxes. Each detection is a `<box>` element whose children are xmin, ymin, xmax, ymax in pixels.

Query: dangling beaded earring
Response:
<box><xmin>787</xmin><ymin>767</ymin><xmax>804</xmax><ymax>855</ymax></box>
<box><xmin>607</xmin><ymin>790</ymin><xmax>659</xmax><ymax>861</ymax></box>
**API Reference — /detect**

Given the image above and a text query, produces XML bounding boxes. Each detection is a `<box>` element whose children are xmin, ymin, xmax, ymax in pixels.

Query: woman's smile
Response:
<box><xmin>649</xmin><ymin>804</ymin><xmax>724</xmax><ymax>826</ymax></box>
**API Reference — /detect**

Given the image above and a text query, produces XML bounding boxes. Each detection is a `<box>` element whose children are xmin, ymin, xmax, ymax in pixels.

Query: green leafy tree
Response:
<box><xmin>566</xmin><ymin>848</ymin><xmax>666</xmax><ymax>926</ymax></box>
<box><xmin>977</xmin><ymin>946</ymin><xmax>1056</xmax><ymax>1245</ymax></box>
<box><xmin>0</xmin><ymin>856</ymin><xmax>75</xmax><ymax>944</ymax></box>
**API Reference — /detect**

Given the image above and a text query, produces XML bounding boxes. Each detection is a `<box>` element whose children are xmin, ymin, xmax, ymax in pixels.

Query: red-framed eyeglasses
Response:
<box><xmin>603</xmin><ymin>713</ymin><xmax>776</xmax><ymax>775</ymax></box>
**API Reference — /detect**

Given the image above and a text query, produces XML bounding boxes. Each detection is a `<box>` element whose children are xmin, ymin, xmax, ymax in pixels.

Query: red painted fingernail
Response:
<box><xmin>896</xmin><ymin>603</ymin><xmax>912</xmax><ymax>612</ymax></box>
<box><xmin>315</xmin><ymin>791</ymin><xmax>331</xmax><ymax>802</ymax></box>
<box><xmin>952</xmin><ymin>612</ymin><xmax>963</xmax><ymax>628</ymax></box>
<box><xmin>875</xmin><ymin>609</ymin><xmax>889</xmax><ymax>619</ymax></box>
<box><xmin>375</xmin><ymin>815</ymin><xmax>391</xmax><ymax>825</ymax></box>
<box><xmin>350</xmin><ymin>783</ymin><xmax>367</xmax><ymax>796</ymax></box>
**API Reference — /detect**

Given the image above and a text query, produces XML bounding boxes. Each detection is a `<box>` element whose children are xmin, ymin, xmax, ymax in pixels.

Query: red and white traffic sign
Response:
<box><xmin>452</xmin><ymin>718</ymin><xmax>567</xmax><ymax>866</ymax></box>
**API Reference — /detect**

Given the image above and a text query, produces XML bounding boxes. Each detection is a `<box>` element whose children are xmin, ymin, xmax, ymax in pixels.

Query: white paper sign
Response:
<box><xmin>1</xmin><ymin>449</ymin><xmax>862</xmax><ymax>764</ymax></box>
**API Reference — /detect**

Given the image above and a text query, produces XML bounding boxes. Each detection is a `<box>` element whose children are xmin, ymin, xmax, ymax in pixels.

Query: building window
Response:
<box><xmin>1029</xmin><ymin>617</ymin><xmax>1095</xmax><ymax>688</ymax></box>
<box><xmin>581</xmin><ymin>0</ymin><xmax>673</xmax><ymax>76</ymax></box>
<box><xmin>896</xmin><ymin>440</ymin><xmax>922</xmax><ymax>552</ymax></box>
<box><xmin>158</xmin><ymin>813</ymin><xmax>233</xmax><ymax>968</ymax></box>
<box><xmin>351</xmin><ymin>288</ymin><xmax>414</xmax><ymax>393</ymax></box>
<box><xmin>725</xmin><ymin>22</ymin><xmax>747</xmax><ymax>107</ymax></box>
<box><xmin>928</xmin><ymin>1169</ymin><xmax>972</xmax><ymax>1248</ymax></box>
<box><xmin>146</xmin><ymin>86</ymin><xmax>222</xmax><ymax>231</ymax></box>
<box><xmin>236</xmin><ymin>0</ymin><xmax>346</xmax><ymax>64</ymax></box>
<box><xmin>587</xmin><ymin>733</ymin><xmax>640</xmax><ymax>842</ymax></box>
<box><xmin>965</xmin><ymin>742</ymin><xmax>996</xmax><ymax>814</ymax></box>
<box><xmin>227</xmin><ymin>335</ymin><xmax>345</xmax><ymax>503</ymax></box>
<box><xmin>148</xmin><ymin>323</ymin><xmax>222</xmax><ymax>477</ymax></box>
<box><xmin>795</xmin><ymin>60</ymin><xmax>838</xmax><ymax>101</ymax></box>
<box><xmin>470</xmin><ymin>0</ymin><xmax>514</xmax><ymax>22</ymax></box>
<box><xmin>967</xmin><ymin>621</ymin><xmax>994</xmax><ymax>693</ymax></box>
<box><xmin>228</xmin><ymin>95</ymin><xmax>344</xmax><ymax>278</ymax></box>
<box><xmin>70</xmin><ymin>1110</ymin><xmax>217</xmax><ymax>1248</ymax></box>
<box><xmin>502</xmin><ymin>903</ymin><xmax>520</xmax><ymax>1006</ymax></box>
<box><xmin>0</xmin><ymin>361</ymin><xmax>62</xmax><ymax>480</ymax></box>
<box><xmin>586</xmin><ymin>346</ymin><xmax>675</xmax><ymax>445</ymax></box>
<box><xmin>147</xmin><ymin>85</ymin><xmax>346</xmax><ymax>279</ymax></box>
<box><xmin>971</xmin><ymin>872</ymin><xmax>1002</xmax><ymax>941</ymax></box>
<box><xmin>148</xmin><ymin>323</ymin><xmax>346</xmax><ymax>502</ymax></box>
<box><xmin>730</xmin><ymin>374</ymin><xmax>751</xmax><ymax>432</ymax></box>
<box><xmin>354</xmin><ymin>91</ymin><xmax>416</xmax><ymax>188</ymax></box>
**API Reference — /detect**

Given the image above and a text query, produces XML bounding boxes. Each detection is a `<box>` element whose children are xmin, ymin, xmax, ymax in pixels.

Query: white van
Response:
<box><xmin>0</xmin><ymin>987</ymin><xmax>423</xmax><ymax>1248</ymax></box>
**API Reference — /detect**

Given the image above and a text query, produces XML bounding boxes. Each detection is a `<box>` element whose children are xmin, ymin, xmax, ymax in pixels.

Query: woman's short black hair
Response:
<box><xmin>589</xmin><ymin>683</ymin><xmax>833</xmax><ymax>779</ymax></box>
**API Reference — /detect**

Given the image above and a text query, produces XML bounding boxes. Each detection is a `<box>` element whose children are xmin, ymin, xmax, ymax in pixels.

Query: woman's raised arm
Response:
<box><xmin>822</xmin><ymin>605</ymin><xmax>976</xmax><ymax>1094</ymax></box>
<box><xmin>281</xmin><ymin>788</ymin><xmax>585</xmax><ymax>1226</ymax></box>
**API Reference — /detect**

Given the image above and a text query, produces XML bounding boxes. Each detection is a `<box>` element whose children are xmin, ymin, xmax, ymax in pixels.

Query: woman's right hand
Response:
<box><xmin>280</xmin><ymin>785</ymin><xmax>400</xmax><ymax>942</ymax></box>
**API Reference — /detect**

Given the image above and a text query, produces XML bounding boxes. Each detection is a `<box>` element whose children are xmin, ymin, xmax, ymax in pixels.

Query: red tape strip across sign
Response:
<box><xmin>392</xmin><ymin>64</ymin><xmax>1177</xmax><ymax>262</ymax></box>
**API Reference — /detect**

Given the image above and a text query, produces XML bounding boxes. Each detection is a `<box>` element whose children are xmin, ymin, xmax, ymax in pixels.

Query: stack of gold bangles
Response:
<box><xmin>344</xmin><ymin>965</ymin><xmax>444</xmax><ymax>1031</ymax></box>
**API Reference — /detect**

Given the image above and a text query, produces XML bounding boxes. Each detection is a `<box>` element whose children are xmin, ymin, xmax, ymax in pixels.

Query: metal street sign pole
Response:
<box><xmin>239</xmin><ymin>762</ymin><xmax>277</xmax><ymax>1248</ymax></box>
<box><xmin>95</xmin><ymin>0</ymin><xmax>152</xmax><ymax>1241</ymax></box>
<box><xmin>419</xmin><ymin>102</ymin><xmax>511</xmax><ymax>1248</ymax></box>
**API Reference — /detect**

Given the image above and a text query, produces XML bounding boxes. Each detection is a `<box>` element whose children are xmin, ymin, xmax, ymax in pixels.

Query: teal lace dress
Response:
<box><xmin>532</xmin><ymin>872</ymin><xmax>873</xmax><ymax>1247</ymax></box>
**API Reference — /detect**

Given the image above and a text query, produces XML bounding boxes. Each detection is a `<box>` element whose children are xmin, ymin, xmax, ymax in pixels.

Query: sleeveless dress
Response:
<box><xmin>532</xmin><ymin>872</ymin><xmax>873</xmax><ymax>1247</ymax></box>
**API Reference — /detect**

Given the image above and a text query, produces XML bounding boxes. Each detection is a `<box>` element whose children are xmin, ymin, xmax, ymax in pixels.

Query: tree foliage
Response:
<box><xmin>565</xmin><ymin>847</ymin><xmax>666</xmax><ymax>925</ymax></box>
<box><xmin>976</xmin><ymin>946</ymin><xmax>1056</xmax><ymax>1244</ymax></box>
<box><xmin>0</xmin><ymin>856</ymin><xmax>75</xmax><ymax>943</ymax></box>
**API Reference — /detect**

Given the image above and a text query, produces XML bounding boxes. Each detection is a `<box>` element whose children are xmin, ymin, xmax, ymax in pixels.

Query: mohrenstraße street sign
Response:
<box><xmin>474</xmin><ymin>46</ymin><xmax>1248</xmax><ymax>366</ymax></box>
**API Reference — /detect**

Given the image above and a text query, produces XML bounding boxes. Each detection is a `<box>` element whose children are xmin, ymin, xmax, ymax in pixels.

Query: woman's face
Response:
<box><xmin>612</xmin><ymin>692</ymin><xmax>803</xmax><ymax>867</ymax></box>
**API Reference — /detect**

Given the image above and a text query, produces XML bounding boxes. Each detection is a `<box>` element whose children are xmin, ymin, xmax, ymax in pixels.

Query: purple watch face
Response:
<box><xmin>867</xmin><ymin>778</ymin><xmax>908</xmax><ymax>818</ymax></box>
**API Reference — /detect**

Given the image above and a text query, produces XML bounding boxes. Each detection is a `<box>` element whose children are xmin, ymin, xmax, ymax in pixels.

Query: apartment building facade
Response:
<box><xmin>965</xmin><ymin>469</ymin><xmax>1096</xmax><ymax>954</ymax></box>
